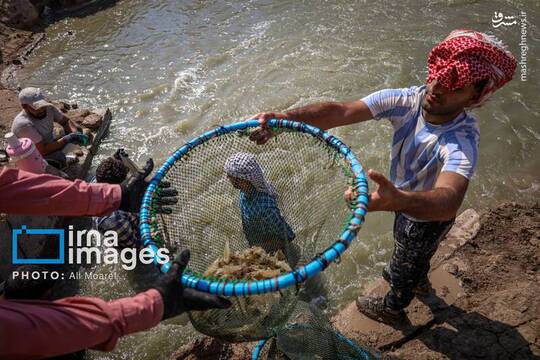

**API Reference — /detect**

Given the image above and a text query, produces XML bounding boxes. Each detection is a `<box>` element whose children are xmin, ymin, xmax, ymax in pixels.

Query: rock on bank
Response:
<box><xmin>0</xmin><ymin>0</ymin><xmax>97</xmax><ymax>29</ymax></box>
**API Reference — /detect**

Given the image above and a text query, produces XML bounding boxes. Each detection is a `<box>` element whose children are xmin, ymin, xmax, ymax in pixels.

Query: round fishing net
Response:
<box><xmin>252</xmin><ymin>301</ymin><xmax>378</xmax><ymax>360</ymax></box>
<box><xmin>140</xmin><ymin>119</ymin><xmax>368</xmax><ymax>342</ymax></box>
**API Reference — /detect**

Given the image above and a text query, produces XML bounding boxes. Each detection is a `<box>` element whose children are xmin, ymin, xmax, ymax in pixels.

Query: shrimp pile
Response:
<box><xmin>190</xmin><ymin>241</ymin><xmax>299</xmax><ymax>342</ymax></box>
<box><xmin>203</xmin><ymin>241</ymin><xmax>292</xmax><ymax>280</ymax></box>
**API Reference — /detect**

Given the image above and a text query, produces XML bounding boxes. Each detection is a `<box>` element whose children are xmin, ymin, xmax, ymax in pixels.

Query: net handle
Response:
<box><xmin>139</xmin><ymin>119</ymin><xmax>369</xmax><ymax>296</ymax></box>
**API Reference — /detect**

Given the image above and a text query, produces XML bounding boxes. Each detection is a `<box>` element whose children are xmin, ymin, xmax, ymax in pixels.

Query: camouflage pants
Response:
<box><xmin>384</xmin><ymin>212</ymin><xmax>454</xmax><ymax>311</ymax></box>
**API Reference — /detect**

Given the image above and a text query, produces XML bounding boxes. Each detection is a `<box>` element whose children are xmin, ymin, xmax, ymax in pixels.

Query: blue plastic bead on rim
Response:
<box><xmin>139</xmin><ymin>119</ymin><xmax>369</xmax><ymax>296</ymax></box>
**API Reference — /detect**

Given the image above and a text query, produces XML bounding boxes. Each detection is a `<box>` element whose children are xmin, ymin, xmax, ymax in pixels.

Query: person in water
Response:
<box><xmin>224</xmin><ymin>152</ymin><xmax>295</xmax><ymax>253</ymax></box>
<box><xmin>250</xmin><ymin>30</ymin><xmax>517</xmax><ymax>323</ymax></box>
<box><xmin>225</xmin><ymin>152</ymin><xmax>329</xmax><ymax>305</ymax></box>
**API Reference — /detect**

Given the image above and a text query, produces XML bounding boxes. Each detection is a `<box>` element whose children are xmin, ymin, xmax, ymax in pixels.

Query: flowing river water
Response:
<box><xmin>14</xmin><ymin>0</ymin><xmax>539</xmax><ymax>358</ymax></box>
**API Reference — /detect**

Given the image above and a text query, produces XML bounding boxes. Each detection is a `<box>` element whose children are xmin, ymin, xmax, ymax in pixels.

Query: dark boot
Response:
<box><xmin>412</xmin><ymin>277</ymin><xmax>432</xmax><ymax>297</ymax></box>
<box><xmin>355</xmin><ymin>296</ymin><xmax>405</xmax><ymax>324</ymax></box>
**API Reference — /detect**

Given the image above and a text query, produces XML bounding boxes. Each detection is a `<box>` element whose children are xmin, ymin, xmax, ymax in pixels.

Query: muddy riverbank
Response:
<box><xmin>0</xmin><ymin>21</ymin><xmax>42</xmax><ymax>138</ymax></box>
<box><xmin>334</xmin><ymin>202</ymin><xmax>539</xmax><ymax>359</ymax></box>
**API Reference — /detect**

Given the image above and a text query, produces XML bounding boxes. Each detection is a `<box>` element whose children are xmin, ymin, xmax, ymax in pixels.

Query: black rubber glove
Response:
<box><xmin>118</xmin><ymin>158</ymin><xmax>178</xmax><ymax>213</ymax></box>
<box><xmin>152</xmin><ymin>250</ymin><xmax>231</xmax><ymax>320</ymax></box>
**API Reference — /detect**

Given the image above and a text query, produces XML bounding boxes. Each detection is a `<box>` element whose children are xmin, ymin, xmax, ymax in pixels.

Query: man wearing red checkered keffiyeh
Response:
<box><xmin>250</xmin><ymin>29</ymin><xmax>517</xmax><ymax>324</ymax></box>
<box><xmin>426</xmin><ymin>29</ymin><xmax>517</xmax><ymax>109</ymax></box>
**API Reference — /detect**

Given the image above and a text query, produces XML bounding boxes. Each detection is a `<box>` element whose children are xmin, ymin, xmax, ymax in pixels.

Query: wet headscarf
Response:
<box><xmin>427</xmin><ymin>29</ymin><xmax>517</xmax><ymax>107</ymax></box>
<box><xmin>224</xmin><ymin>152</ymin><xmax>277</xmax><ymax>197</ymax></box>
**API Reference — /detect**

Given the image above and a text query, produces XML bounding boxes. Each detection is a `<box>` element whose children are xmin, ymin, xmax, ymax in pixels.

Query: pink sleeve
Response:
<box><xmin>0</xmin><ymin>289</ymin><xmax>164</xmax><ymax>359</ymax></box>
<box><xmin>0</xmin><ymin>167</ymin><xmax>121</xmax><ymax>216</ymax></box>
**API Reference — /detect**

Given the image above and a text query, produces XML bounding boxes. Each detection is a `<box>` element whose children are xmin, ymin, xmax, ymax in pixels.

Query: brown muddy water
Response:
<box><xmin>14</xmin><ymin>0</ymin><xmax>539</xmax><ymax>358</ymax></box>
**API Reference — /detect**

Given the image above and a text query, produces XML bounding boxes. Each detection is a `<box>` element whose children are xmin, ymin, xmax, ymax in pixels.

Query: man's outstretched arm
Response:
<box><xmin>249</xmin><ymin>100</ymin><xmax>374</xmax><ymax>144</ymax></box>
<box><xmin>358</xmin><ymin>170</ymin><xmax>468</xmax><ymax>221</ymax></box>
<box><xmin>282</xmin><ymin>99</ymin><xmax>374</xmax><ymax>130</ymax></box>
<box><xmin>0</xmin><ymin>160</ymin><xmax>176</xmax><ymax>217</ymax></box>
<box><xmin>0</xmin><ymin>289</ymin><xmax>164</xmax><ymax>359</ymax></box>
<box><xmin>398</xmin><ymin>172</ymin><xmax>468</xmax><ymax>220</ymax></box>
<box><xmin>0</xmin><ymin>167</ymin><xmax>121</xmax><ymax>216</ymax></box>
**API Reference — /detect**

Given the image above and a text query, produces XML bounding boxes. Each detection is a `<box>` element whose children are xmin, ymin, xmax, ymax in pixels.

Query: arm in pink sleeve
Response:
<box><xmin>0</xmin><ymin>289</ymin><xmax>164</xmax><ymax>359</ymax></box>
<box><xmin>0</xmin><ymin>167</ymin><xmax>121</xmax><ymax>216</ymax></box>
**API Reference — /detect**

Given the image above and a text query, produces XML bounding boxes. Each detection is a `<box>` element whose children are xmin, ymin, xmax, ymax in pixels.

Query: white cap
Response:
<box><xmin>18</xmin><ymin>87</ymin><xmax>50</xmax><ymax>109</ymax></box>
<box><xmin>4</xmin><ymin>132</ymin><xmax>21</xmax><ymax>148</ymax></box>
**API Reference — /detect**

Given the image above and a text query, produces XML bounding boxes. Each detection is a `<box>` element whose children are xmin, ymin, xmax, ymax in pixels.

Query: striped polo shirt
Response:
<box><xmin>361</xmin><ymin>85</ymin><xmax>480</xmax><ymax>193</ymax></box>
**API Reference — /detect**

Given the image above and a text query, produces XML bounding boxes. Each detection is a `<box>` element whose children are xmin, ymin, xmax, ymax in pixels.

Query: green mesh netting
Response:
<box><xmin>148</xmin><ymin>127</ymin><xmax>357</xmax><ymax>342</ymax></box>
<box><xmin>254</xmin><ymin>301</ymin><xmax>378</xmax><ymax>360</ymax></box>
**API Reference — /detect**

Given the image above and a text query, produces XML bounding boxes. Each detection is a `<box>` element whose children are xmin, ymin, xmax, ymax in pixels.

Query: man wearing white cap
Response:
<box><xmin>11</xmin><ymin>87</ymin><xmax>88</xmax><ymax>168</ymax></box>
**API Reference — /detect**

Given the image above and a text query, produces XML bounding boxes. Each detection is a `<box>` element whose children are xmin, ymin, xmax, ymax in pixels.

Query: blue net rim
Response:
<box><xmin>139</xmin><ymin>119</ymin><xmax>369</xmax><ymax>296</ymax></box>
<box><xmin>251</xmin><ymin>324</ymin><xmax>374</xmax><ymax>360</ymax></box>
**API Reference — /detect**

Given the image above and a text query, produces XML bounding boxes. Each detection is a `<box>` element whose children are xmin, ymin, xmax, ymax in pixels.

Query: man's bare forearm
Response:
<box><xmin>396</xmin><ymin>187</ymin><xmax>462</xmax><ymax>221</ymax></box>
<box><xmin>284</xmin><ymin>100</ymin><xmax>371</xmax><ymax>130</ymax></box>
<box><xmin>284</xmin><ymin>102</ymin><xmax>345</xmax><ymax>130</ymax></box>
<box><xmin>36</xmin><ymin>139</ymin><xmax>66</xmax><ymax>155</ymax></box>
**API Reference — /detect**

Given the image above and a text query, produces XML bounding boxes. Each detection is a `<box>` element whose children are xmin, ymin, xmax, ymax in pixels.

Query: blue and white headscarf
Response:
<box><xmin>224</xmin><ymin>152</ymin><xmax>277</xmax><ymax>197</ymax></box>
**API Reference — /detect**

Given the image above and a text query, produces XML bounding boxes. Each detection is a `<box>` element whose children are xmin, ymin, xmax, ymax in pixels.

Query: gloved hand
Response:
<box><xmin>152</xmin><ymin>250</ymin><xmax>231</xmax><ymax>320</ymax></box>
<box><xmin>119</xmin><ymin>158</ymin><xmax>178</xmax><ymax>213</ymax></box>
<box><xmin>61</xmin><ymin>132</ymin><xmax>89</xmax><ymax>146</ymax></box>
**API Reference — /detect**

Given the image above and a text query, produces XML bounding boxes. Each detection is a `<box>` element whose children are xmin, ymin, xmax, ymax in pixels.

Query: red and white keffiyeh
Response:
<box><xmin>427</xmin><ymin>30</ymin><xmax>517</xmax><ymax>107</ymax></box>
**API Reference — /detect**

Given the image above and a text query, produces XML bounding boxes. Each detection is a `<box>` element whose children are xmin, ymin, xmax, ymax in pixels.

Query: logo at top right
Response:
<box><xmin>492</xmin><ymin>12</ymin><xmax>517</xmax><ymax>28</ymax></box>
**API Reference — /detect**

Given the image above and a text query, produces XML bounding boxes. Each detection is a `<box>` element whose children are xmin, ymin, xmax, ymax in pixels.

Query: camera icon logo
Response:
<box><xmin>12</xmin><ymin>225</ymin><xmax>65</xmax><ymax>264</ymax></box>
